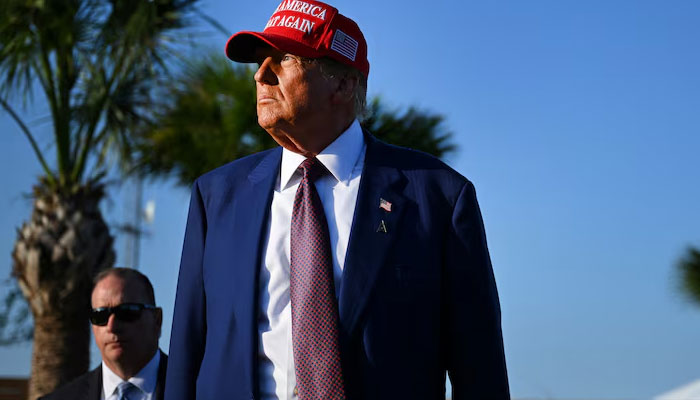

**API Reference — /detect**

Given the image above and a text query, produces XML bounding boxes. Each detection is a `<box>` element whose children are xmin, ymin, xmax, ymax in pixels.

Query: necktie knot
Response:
<box><xmin>115</xmin><ymin>381</ymin><xmax>136</xmax><ymax>400</ymax></box>
<box><xmin>298</xmin><ymin>157</ymin><xmax>327</xmax><ymax>183</ymax></box>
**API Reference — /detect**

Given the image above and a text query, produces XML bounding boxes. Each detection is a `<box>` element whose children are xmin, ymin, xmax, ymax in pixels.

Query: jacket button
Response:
<box><xmin>293</xmin><ymin>387</ymin><xmax>299</xmax><ymax>396</ymax></box>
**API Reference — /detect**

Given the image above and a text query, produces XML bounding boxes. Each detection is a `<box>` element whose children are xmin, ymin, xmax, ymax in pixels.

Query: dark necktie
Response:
<box><xmin>290</xmin><ymin>157</ymin><xmax>346</xmax><ymax>399</ymax></box>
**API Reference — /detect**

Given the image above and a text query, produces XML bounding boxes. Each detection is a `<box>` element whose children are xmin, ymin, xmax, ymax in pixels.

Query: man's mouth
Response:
<box><xmin>107</xmin><ymin>338</ymin><xmax>126</xmax><ymax>346</ymax></box>
<box><xmin>257</xmin><ymin>95</ymin><xmax>276</xmax><ymax>103</ymax></box>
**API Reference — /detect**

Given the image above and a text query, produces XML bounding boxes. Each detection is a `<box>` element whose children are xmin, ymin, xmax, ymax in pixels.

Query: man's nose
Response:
<box><xmin>254</xmin><ymin>57</ymin><xmax>277</xmax><ymax>85</ymax></box>
<box><xmin>106</xmin><ymin>313</ymin><xmax>121</xmax><ymax>332</ymax></box>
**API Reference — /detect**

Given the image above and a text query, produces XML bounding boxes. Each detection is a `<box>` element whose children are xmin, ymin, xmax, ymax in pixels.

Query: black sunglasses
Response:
<box><xmin>89</xmin><ymin>303</ymin><xmax>159</xmax><ymax>326</ymax></box>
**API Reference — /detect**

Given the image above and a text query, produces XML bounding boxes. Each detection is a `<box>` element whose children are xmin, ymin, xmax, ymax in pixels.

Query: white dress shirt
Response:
<box><xmin>102</xmin><ymin>351</ymin><xmax>160</xmax><ymax>400</ymax></box>
<box><xmin>258</xmin><ymin>120</ymin><xmax>366</xmax><ymax>400</ymax></box>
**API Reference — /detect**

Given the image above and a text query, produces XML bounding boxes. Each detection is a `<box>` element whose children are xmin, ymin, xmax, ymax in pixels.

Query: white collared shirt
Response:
<box><xmin>102</xmin><ymin>351</ymin><xmax>160</xmax><ymax>400</ymax></box>
<box><xmin>258</xmin><ymin>120</ymin><xmax>366</xmax><ymax>400</ymax></box>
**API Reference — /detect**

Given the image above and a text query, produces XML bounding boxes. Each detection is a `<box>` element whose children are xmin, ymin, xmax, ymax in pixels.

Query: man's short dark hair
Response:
<box><xmin>93</xmin><ymin>267</ymin><xmax>156</xmax><ymax>305</ymax></box>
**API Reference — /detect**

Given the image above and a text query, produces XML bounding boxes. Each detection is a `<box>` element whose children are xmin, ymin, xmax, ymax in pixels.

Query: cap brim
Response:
<box><xmin>225</xmin><ymin>31</ymin><xmax>324</xmax><ymax>63</ymax></box>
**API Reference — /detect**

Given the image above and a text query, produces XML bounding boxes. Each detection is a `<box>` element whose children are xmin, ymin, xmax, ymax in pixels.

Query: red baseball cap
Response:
<box><xmin>225</xmin><ymin>0</ymin><xmax>369</xmax><ymax>77</ymax></box>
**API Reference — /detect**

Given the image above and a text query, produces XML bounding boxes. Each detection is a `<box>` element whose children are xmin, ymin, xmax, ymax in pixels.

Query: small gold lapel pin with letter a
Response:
<box><xmin>376</xmin><ymin>220</ymin><xmax>388</xmax><ymax>233</ymax></box>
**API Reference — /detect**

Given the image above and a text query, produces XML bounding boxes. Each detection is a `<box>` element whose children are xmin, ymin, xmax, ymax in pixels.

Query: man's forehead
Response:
<box><xmin>91</xmin><ymin>274</ymin><xmax>149</xmax><ymax>304</ymax></box>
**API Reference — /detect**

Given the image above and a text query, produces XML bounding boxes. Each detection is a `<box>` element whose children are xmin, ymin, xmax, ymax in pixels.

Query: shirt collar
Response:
<box><xmin>102</xmin><ymin>350</ymin><xmax>161</xmax><ymax>398</ymax></box>
<box><xmin>279</xmin><ymin>119</ymin><xmax>364</xmax><ymax>190</ymax></box>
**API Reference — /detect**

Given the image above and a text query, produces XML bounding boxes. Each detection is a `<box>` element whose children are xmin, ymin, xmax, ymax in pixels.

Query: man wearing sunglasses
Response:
<box><xmin>41</xmin><ymin>268</ymin><xmax>167</xmax><ymax>400</ymax></box>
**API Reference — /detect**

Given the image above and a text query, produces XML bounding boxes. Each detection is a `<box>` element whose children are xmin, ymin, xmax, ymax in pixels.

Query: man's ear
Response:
<box><xmin>156</xmin><ymin>307</ymin><xmax>163</xmax><ymax>338</ymax></box>
<box><xmin>332</xmin><ymin>74</ymin><xmax>359</xmax><ymax>105</ymax></box>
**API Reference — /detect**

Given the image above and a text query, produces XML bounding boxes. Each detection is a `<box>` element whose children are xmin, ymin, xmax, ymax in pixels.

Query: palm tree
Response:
<box><xmin>136</xmin><ymin>52</ymin><xmax>456</xmax><ymax>186</ymax></box>
<box><xmin>361</xmin><ymin>98</ymin><xmax>456</xmax><ymax>159</ymax></box>
<box><xmin>0</xmin><ymin>0</ymin><xmax>200</xmax><ymax>397</ymax></box>
<box><xmin>678</xmin><ymin>246</ymin><xmax>700</xmax><ymax>306</ymax></box>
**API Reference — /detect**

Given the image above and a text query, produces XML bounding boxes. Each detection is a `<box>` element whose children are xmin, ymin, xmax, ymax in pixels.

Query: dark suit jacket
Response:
<box><xmin>40</xmin><ymin>351</ymin><xmax>167</xmax><ymax>400</ymax></box>
<box><xmin>165</xmin><ymin>132</ymin><xmax>509</xmax><ymax>399</ymax></box>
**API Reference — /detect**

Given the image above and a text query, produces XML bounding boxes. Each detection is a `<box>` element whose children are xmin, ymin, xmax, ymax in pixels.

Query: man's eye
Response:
<box><xmin>281</xmin><ymin>55</ymin><xmax>294</xmax><ymax>62</ymax></box>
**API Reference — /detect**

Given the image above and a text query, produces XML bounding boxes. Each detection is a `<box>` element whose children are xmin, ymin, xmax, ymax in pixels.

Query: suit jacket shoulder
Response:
<box><xmin>364</xmin><ymin>132</ymin><xmax>470</xmax><ymax>206</ymax></box>
<box><xmin>196</xmin><ymin>147</ymin><xmax>281</xmax><ymax>189</ymax></box>
<box><xmin>38</xmin><ymin>366</ymin><xmax>101</xmax><ymax>400</ymax></box>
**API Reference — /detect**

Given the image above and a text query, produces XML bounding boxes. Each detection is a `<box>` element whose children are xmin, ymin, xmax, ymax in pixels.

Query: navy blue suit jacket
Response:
<box><xmin>165</xmin><ymin>133</ymin><xmax>509</xmax><ymax>399</ymax></box>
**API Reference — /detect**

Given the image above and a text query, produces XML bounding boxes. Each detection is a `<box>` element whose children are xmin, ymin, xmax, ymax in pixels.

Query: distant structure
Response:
<box><xmin>655</xmin><ymin>378</ymin><xmax>700</xmax><ymax>399</ymax></box>
<box><xmin>122</xmin><ymin>176</ymin><xmax>155</xmax><ymax>269</ymax></box>
<box><xmin>0</xmin><ymin>378</ymin><xmax>27</xmax><ymax>400</ymax></box>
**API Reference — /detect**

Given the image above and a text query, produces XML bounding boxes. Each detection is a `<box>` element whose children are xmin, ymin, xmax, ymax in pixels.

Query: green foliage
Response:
<box><xmin>362</xmin><ymin>98</ymin><xmax>456</xmax><ymax>159</ymax></box>
<box><xmin>137</xmin><ymin>52</ymin><xmax>457</xmax><ymax>186</ymax></box>
<box><xmin>678</xmin><ymin>246</ymin><xmax>700</xmax><ymax>306</ymax></box>
<box><xmin>0</xmin><ymin>0</ymin><xmax>200</xmax><ymax>192</ymax></box>
<box><xmin>136</xmin><ymin>54</ymin><xmax>275</xmax><ymax>186</ymax></box>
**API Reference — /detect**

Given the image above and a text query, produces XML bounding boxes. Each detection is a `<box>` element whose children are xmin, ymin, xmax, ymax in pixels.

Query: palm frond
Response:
<box><xmin>362</xmin><ymin>98</ymin><xmax>457</xmax><ymax>159</ymax></box>
<box><xmin>1</xmin><ymin>0</ymin><xmax>202</xmax><ymax>192</ymax></box>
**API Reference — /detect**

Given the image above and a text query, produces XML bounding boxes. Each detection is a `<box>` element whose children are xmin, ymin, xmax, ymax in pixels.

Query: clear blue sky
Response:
<box><xmin>2</xmin><ymin>0</ymin><xmax>700</xmax><ymax>398</ymax></box>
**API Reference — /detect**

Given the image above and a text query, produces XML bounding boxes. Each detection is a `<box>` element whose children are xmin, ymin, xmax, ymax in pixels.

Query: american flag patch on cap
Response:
<box><xmin>330</xmin><ymin>29</ymin><xmax>358</xmax><ymax>61</ymax></box>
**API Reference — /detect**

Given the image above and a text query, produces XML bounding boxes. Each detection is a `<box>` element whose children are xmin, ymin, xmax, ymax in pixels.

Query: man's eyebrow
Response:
<box><xmin>253</xmin><ymin>50</ymin><xmax>284</xmax><ymax>61</ymax></box>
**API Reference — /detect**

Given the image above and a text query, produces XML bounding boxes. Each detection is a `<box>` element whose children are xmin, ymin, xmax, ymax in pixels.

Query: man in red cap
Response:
<box><xmin>165</xmin><ymin>1</ymin><xmax>509</xmax><ymax>399</ymax></box>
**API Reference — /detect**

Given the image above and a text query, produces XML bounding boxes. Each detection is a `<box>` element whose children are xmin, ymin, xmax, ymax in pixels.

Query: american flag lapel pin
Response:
<box><xmin>379</xmin><ymin>198</ymin><xmax>392</xmax><ymax>212</ymax></box>
<box><xmin>377</xmin><ymin>198</ymin><xmax>391</xmax><ymax>233</ymax></box>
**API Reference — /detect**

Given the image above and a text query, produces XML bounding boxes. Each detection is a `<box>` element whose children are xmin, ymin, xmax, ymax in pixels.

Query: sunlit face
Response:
<box><xmin>91</xmin><ymin>274</ymin><xmax>161</xmax><ymax>377</ymax></box>
<box><xmin>253</xmin><ymin>47</ymin><xmax>336</xmax><ymax>154</ymax></box>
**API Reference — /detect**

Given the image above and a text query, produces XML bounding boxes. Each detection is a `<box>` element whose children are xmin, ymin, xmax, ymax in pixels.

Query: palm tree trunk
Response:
<box><xmin>29</xmin><ymin>313</ymin><xmax>91</xmax><ymax>399</ymax></box>
<box><xmin>12</xmin><ymin>183</ymin><xmax>115</xmax><ymax>399</ymax></box>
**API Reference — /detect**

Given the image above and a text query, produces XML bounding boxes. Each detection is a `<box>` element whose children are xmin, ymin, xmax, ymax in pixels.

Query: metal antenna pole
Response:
<box><xmin>123</xmin><ymin>176</ymin><xmax>144</xmax><ymax>269</ymax></box>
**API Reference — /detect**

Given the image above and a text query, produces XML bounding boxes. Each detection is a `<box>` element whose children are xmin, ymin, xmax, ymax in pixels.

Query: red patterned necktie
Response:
<box><xmin>290</xmin><ymin>157</ymin><xmax>346</xmax><ymax>399</ymax></box>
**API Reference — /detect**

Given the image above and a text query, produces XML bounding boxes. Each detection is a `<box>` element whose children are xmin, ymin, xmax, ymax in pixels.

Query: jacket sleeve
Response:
<box><xmin>445</xmin><ymin>181</ymin><xmax>510</xmax><ymax>399</ymax></box>
<box><xmin>164</xmin><ymin>180</ymin><xmax>207</xmax><ymax>400</ymax></box>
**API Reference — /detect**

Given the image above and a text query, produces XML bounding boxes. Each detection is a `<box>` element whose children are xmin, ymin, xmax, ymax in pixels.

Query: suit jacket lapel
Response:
<box><xmin>228</xmin><ymin>148</ymin><xmax>281</xmax><ymax>395</ymax></box>
<box><xmin>227</xmin><ymin>148</ymin><xmax>280</xmax><ymax>311</ymax></box>
<box><xmin>154</xmin><ymin>351</ymin><xmax>168</xmax><ymax>400</ymax></box>
<box><xmin>88</xmin><ymin>366</ymin><xmax>102</xmax><ymax>400</ymax></box>
<box><xmin>339</xmin><ymin>133</ymin><xmax>407</xmax><ymax>337</ymax></box>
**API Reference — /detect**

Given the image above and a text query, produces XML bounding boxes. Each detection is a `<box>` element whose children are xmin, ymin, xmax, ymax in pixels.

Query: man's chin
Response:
<box><xmin>257</xmin><ymin>117</ymin><xmax>276</xmax><ymax>132</ymax></box>
<box><xmin>256</xmin><ymin>110</ymin><xmax>287</xmax><ymax>131</ymax></box>
<box><xmin>104</xmin><ymin>342</ymin><xmax>128</xmax><ymax>358</ymax></box>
